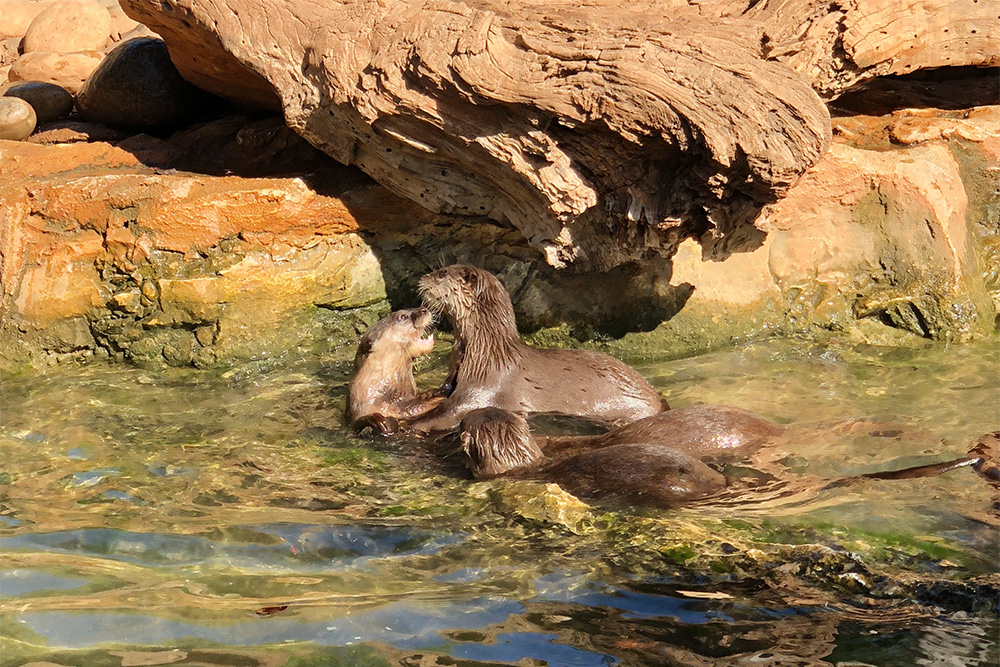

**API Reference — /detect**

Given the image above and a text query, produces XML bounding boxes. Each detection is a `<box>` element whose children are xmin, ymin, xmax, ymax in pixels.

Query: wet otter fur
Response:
<box><xmin>459</xmin><ymin>410</ymin><xmax>999</xmax><ymax>509</ymax></box>
<box><xmin>348</xmin><ymin>308</ymin><xmax>441</xmax><ymax>429</ymax></box>
<box><xmin>409</xmin><ymin>265</ymin><xmax>663</xmax><ymax>433</ymax></box>
<box><xmin>459</xmin><ymin>408</ymin><xmax>726</xmax><ymax>507</ymax></box>
<box><xmin>540</xmin><ymin>404</ymin><xmax>784</xmax><ymax>461</ymax></box>
<box><xmin>857</xmin><ymin>430</ymin><xmax>1000</xmax><ymax>484</ymax></box>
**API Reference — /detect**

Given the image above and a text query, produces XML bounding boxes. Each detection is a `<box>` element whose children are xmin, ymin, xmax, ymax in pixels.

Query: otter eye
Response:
<box><xmin>395</xmin><ymin>312</ymin><xmax>407</xmax><ymax>322</ymax></box>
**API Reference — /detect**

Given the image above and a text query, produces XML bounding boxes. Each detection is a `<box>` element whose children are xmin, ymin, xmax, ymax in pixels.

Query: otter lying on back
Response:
<box><xmin>407</xmin><ymin>265</ymin><xmax>664</xmax><ymax>433</ymax></box>
<box><xmin>459</xmin><ymin>408</ymin><xmax>726</xmax><ymax>507</ymax></box>
<box><xmin>348</xmin><ymin>308</ymin><xmax>441</xmax><ymax>430</ymax></box>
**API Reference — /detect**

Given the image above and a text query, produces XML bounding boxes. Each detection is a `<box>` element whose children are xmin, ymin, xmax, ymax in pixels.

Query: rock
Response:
<box><xmin>118</xmin><ymin>0</ymin><xmax>998</xmax><ymax>270</ymax></box>
<box><xmin>76</xmin><ymin>37</ymin><xmax>210</xmax><ymax>132</ymax></box>
<box><xmin>116</xmin><ymin>115</ymin><xmax>351</xmax><ymax>177</ymax></box>
<box><xmin>485</xmin><ymin>481</ymin><xmax>593</xmax><ymax>535</ymax></box>
<box><xmin>2</xmin><ymin>105</ymin><xmax>997</xmax><ymax>370</ymax></box>
<box><xmin>22</xmin><ymin>0</ymin><xmax>111</xmax><ymax>54</ymax></box>
<box><xmin>105</xmin><ymin>3</ymin><xmax>141</xmax><ymax>42</ymax></box>
<box><xmin>0</xmin><ymin>95</ymin><xmax>36</xmax><ymax>139</ymax></box>
<box><xmin>7</xmin><ymin>50</ymin><xmax>103</xmax><ymax>93</ymax></box>
<box><xmin>0</xmin><ymin>136</ymin><xmax>387</xmax><ymax>368</ymax></box>
<box><xmin>2</xmin><ymin>80</ymin><xmax>73</xmax><ymax>122</ymax></box>
<box><xmin>120</xmin><ymin>0</ymin><xmax>832</xmax><ymax>270</ymax></box>
<box><xmin>745</xmin><ymin>0</ymin><xmax>1000</xmax><ymax>99</ymax></box>
<box><xmin>0</xmin><ymin>37</ymin><xmax>21</xmax><ymax>67</ymax></box>
<box><xmin>105</xmin><ymin>24</ymin><xmax>159</xmax><ymax>52</ymax></box>
<box><xmin>27</xmin><ymin>119</ymin><xmax>126</xmax><ymax>144</ymax></box>
<box><xmin>0</xmin><ymin>65</ymin><xmax>10</xmax><ymax>85</ymax></box>
<box><xmin>646</xmin><ymin>110</ymin><xmax>1000</xmax><ymax>348</ymax></box>
<box><xmin>161</xmin><ymin>329</ymin><xmax>196</xmax><ymax>367</ymax></box>
<box><xmin>0</xmin><ymin>0</ymin><xmax>52</xmax><ymax>40</ymax></box>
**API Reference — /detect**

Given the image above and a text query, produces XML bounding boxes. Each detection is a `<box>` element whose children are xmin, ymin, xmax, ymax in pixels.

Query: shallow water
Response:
<box><xmin>1</xmin><ymin>334</ymin><xmax>998</xmax><ymax>666</ymax></box>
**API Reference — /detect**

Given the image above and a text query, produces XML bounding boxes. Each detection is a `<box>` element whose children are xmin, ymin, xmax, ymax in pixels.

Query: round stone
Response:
<box><xmin>0</xmin><ymin>0</ymin><xmax>52</xmax><ymax>40</ymax></box>
<box><xmin>7</xmin><ymin>50</ymin><xmax>104</xmax><ymax>94</ymax></box>
<box><xmin>3</xmin><ymin>80</ymin><xmax>73</xmax><ymax>122</ymax></box>
<box><xmin>0</xmin><ymin>95</ymin><xmax>37</xmax><ymax>140</ymax></box>
<box><xmin>76</xmin><ymin>37</ymin><xmax>206</xmax><ymax>132</ymax></box>
<box><xmin>22</xmin><ymin>0</ymin><xmax>111</xmax><ymax>54</ymax></box>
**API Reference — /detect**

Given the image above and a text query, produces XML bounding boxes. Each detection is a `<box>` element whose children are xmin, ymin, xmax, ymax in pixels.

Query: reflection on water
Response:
<box><xmin>1</xmin><ymin>336</ymin><xmax>998</xmax><ymax>665</ymax></box>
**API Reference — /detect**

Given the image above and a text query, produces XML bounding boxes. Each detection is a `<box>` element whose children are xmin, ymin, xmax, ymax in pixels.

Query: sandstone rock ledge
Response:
<box><xmin>0</xmin><ymin>133</ymin><xmax>391</xmax><ymax>368</ymax></box>
<box><xmin>1</xmin><ymin>105</ymin><xmax>997</xmax><ymax>371</ymax></box>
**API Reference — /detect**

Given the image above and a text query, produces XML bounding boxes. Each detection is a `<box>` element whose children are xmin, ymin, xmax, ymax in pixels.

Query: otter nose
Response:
<box><xmin>417</xmin><ymin>307</ymin><xmax>428</xmax><ymax>316</ymax></box>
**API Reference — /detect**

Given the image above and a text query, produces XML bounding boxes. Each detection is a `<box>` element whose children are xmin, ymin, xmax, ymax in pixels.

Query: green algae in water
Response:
<box><xmin>0</xmin><ymin>335</ymin><xmax>997</xmax><ymax>665</ymax></box>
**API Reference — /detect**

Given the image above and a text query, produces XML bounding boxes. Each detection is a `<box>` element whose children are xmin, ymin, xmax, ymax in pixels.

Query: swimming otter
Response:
<box><xmin>459</xmin><ymin>409</ymin><xmax>998</xmax><ymax>508</ymax></box>
<box><xmin>408</xmin><ymin>265</ymin><xmax>663</xmax><ymax>433</ymax></box>
<box><xmin>459</xmin><ymin>407</ymin><xmax>726</xmax><ymax>507</ymax></box>
<box><xmin>348</xmin><ymin>308</ymin><xmax>442</xmax><ymax>432</ymax></box>
<box><xmin>540</xmin><ymin>404</ymin><xmax>784</xmax><ymax>461</ymax></box>
<box><xmin>858</xmin><ymin>430</ymin><xmax>1000</xmax><ymax>484</ymax></box>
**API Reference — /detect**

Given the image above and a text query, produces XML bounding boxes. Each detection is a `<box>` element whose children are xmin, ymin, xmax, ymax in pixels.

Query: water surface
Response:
<box><xmin>2</xmin><ymin>335</ymin><xmax>997</xmax><ymax>665</ymax></box>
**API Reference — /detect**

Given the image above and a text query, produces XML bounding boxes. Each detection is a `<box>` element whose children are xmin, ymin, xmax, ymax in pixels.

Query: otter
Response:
<box><xmin>540</xmin><ymin>404</ymin><xmax>784</xmax><ymax>461</ymax></box>
<box><xmin>348</xmin><ymin>308</ymin><xmax>442</xmax><ymax>432</ymax></box>
<box><xmin>857</xmin><ymin>430</ymin><xmax>1000</xmax><ymax>484</ymax></box>
<box><xmin>459</xmin><ymin>409</ymin><xmax>999</xmax><ymax>509</ymax></box>
<box><xmin>407</xmin><ymin>265</ymin><xmax>663</xmax><ymax>433</ymax></box>
<box><xmin>459</xmin><ymin>407</ymin><xmax>726</xmax><ymax>507</ymax></box>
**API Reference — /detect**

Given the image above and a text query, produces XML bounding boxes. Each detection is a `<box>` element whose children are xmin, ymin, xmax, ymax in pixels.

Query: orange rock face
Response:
<box><xmin>665</xmin><ymin>107</ymin><xmax>1000</xmax><ymax>344</ymax></box>
<box><xmin>1</xmin><ymin>105</ymin><xmax>997</xmax><ymax>369</ymax></box>
<box><xmin>0</xmin><ymin>137</ymin><xmax>389</xmax><ymax>367</ymax></box>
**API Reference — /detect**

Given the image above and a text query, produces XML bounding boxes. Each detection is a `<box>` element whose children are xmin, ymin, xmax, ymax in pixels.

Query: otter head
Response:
<box><xmin>354</xmin><ymin>307</ymin><xmax>435</xmax><ymax>371</ymax></box>
<box><xmin>459</xmin><ymin>407</ymin><xmax>543</xmax><ymax>479</ymax></box>
<box><xmin>417</xmin><ymin>265</ymin><xmax>518</xmax><ymax>341</ymax></box>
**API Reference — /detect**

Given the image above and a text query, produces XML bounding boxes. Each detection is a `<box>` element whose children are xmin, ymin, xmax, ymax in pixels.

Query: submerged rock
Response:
<box><xmin>481</xmin><ymin>481</ymin><xmax>594</xmax><ymax>535</ymax></box>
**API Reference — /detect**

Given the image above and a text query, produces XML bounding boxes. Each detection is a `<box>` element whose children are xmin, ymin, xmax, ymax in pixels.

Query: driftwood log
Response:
<box><xmin>120</xmin><ymin>0</ymin><xmax>997</xmax><ymax>269</ymax></box>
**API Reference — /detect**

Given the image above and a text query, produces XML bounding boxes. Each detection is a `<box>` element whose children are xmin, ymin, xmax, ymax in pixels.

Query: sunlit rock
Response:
<box><xmin>22</xmin><ymin>0</ymin><xmax>111</xmax><ymax>54</ymax></box>
<box><xmin>0</xmin><ymin>137</ymin><xmax>387</xmax><ymax>368</ymax></box>
<box><xmin>0</xmin><ymin>95</ymin><xmax>36</xmax><ymax>139</ymax></box>
<box><xmin>2</xmin><ymin>80</ymin><xmax>74</xmax><ymax>123</ymax></box>
<box><xmin>7</xmin><ymin>50</ymin><xmax>104</xmax><ymax>94</ymax></box>
<box><xmin>484</xmin><ymin>481</ymin><xmax>593</xmax><ymax>535</ymax></box>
